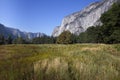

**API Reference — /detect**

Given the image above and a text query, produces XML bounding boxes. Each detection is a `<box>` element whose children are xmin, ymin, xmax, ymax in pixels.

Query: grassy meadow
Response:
<box><xmin>0</xmin><ymin>44</ymin><xmax>120</xmax><ymax>80</ymax></box>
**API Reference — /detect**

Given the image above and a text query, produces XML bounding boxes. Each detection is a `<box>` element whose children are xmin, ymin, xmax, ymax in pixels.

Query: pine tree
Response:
<box><xmin>6</xmin><ymin>35</ymin><xmax>13</xmax><ymax>44</ymax></box>
<box><xmin>0</xmin><ymin>34</ymin><xmax>5</xmax><ymax>45</ymax></box>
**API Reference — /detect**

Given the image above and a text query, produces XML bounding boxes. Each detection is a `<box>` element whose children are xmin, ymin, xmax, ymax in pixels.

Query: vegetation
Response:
<box><xmin>0</xmin><ymin>44</ymin><xmax>120</xmax><ymax>80</ymax></box>
<box><xmin>0</xmin><ymin>34</ymin><xmax>13</xmax><ymax>45</ymax></box>
<box><xmin>0</xmin><ymin>35</ymin><xmax>56</xmax><ymax>44</ymax></box>
<box><xmin>77</xmin><ymin>3</ymin><xmax>120</xmax><ymax>44</ymax></box>
<box><xmin>100</xmin><ymin>3</ymin><xmax>120</xmax><ymax>43</ymax></box>
<box><xmin>6</xmin><ymin>35</ymin><xmax>13</xmax><ymax>44</ymax></box>
<box><xmin>0</xmin><ymin>34</ymin><xmax>5</xmax><ymax>44</ymax></box>
<box><xmin>32</xmin><ymin>36</ymin><xmax>56</xmax><ymax>44</ymax></box>
<box><xmin>56</xmin><ymin>31</ymin><xmax>73</xmax><ymax>44</ymax></box>
<box><xmin>13</xmin><ymin>37</ymin><xmax>27</xmax><ymax>44</ymax></box>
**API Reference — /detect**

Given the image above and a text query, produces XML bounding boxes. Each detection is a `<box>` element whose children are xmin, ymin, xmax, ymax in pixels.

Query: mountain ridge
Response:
<box><xmin>0</xmin><ymin>23</ymin><xmax>45</xmax><ymax>39</ymax></box>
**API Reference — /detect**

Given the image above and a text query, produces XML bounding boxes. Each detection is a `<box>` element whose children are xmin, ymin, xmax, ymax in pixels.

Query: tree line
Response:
<box><xmin>0</xmin><ymin>35</ymin><xmax>56</xmax><ymax>45</ymax></box>
<box><xmin>0</xmin><ymin>35</ymin><xmax>13</xmax><ymax>45</ymax></box>
<box><xmin>0</xmin><ymin>3</ymin><xmax>120</xmax><ymax>45</ymax></box>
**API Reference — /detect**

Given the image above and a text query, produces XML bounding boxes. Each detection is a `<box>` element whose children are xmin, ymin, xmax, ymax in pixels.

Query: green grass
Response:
<box><xmin>0</xmin><ymin>44</ymin><xmax>120</xmax><ymax>80</ymax></box>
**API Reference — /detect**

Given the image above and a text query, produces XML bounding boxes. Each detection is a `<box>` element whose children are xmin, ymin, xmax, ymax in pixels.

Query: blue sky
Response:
<box><xmin>0</xmin><ymin>0</ymin><xmax>101</xmax><ymax>35</ymax></box>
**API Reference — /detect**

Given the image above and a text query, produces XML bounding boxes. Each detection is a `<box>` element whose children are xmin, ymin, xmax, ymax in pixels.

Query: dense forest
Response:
<box><xmin>0</xmin><ymin>3</ymin><xmax>120</xmax><ymax>45</ymax></box>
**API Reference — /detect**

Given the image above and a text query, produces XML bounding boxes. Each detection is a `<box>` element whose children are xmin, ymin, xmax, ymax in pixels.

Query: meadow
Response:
<box><xmin>0</xmin><ymin>44</ymin><xmax>120</xmax><ymax>80</ymax></box>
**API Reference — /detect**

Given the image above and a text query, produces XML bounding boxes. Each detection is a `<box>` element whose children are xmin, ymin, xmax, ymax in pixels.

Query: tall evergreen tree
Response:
<box><xmin>6</xmin><ymin>35</ymin><xmax>13</xmax><ymax>44</ymax></box>
<box><xmin>100</xmin><ymin>3</ymin><xmax>120</xmax><ymax>43</ymax></box>
<box><xmin>0</xmin><ymin>34</ymin><xmax>5</xmax><ymax>45</ymax></box>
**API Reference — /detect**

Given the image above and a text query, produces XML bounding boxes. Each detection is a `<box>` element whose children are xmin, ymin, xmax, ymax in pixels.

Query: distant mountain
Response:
<box><xmin>52</xmin><ymin>0</ymin><xmax>119</xmax><ymax>37</ymax></box>
<box><xmin>0</xmin><ymin>23</ymin><xmax>46</xmax><ymax>39</ymax></box>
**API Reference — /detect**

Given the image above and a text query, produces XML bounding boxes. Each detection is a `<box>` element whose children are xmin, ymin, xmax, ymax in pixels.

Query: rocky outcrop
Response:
<box><xmin>52</xmin><ymin>0</ymin><xmax>119</xmax><ymax>37</ymax></box>
<box><xmin>0</xmin><ymin>23</ymin><xmax>45</xmax><ymax>39</ymax></box>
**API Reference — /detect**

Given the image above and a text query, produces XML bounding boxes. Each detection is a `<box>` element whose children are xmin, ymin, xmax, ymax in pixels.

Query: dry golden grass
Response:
<box><xmin>0</xmin><ymin>44</ymin><xmax>120</xmax><ymax>80</ymax></box>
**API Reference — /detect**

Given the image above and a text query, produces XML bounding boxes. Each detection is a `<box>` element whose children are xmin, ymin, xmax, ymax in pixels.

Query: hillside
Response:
<box><xmin>0</xmin><ymin>44</ymin><xmax>120</xmax><ymax>80</ymax></box>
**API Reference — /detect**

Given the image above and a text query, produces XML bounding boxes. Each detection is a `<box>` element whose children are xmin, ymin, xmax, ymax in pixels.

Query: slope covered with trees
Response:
<box><xmin>76</xmin><ymin>3</ymin><xmax>120</xmax><ymax>44</ymax></box>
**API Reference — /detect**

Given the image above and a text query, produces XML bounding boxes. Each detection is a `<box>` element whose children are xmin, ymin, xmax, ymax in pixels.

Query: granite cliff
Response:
<box><xmin>52</xmin><ymin>0</ymin><xmax>119</xmax><ymax>37</ymax></box>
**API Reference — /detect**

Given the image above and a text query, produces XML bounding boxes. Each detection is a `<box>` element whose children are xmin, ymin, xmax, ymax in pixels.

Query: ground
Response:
<box><xmin>0</xmin><ymin>44</ymin><xmax>120</xmax><ymax>80</ymax></box>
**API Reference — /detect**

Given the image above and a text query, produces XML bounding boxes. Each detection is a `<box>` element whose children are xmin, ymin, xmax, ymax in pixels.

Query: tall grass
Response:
<box><xmin>0</xmin><ymin>44</ymin><xmax>120</xmax><ymax>80</ymax></box>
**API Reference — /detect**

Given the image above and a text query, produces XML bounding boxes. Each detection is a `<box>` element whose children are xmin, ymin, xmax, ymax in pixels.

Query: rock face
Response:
<box><xmin>0</xmin><ymin>23</ymin><xmax>45</xmax><ymax>39</ymax></box>
<box><xmin>52</xmin><ymin>0</ymin><xmax>119</xmax><ymax>37</ymax></box>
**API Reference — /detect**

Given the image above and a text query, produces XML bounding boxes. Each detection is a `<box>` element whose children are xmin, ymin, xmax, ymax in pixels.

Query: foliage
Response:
<box><xmin>77</xmin><ymin>3</ymin><xmax>120</xmax><ymax>44</ymax></box>
<box><xmin>32</xmin><ymin>36</ymin><xmax>56</xmax><ymax>44</ymax></box>
<box><xmin>56</xmin><ymin>31</ymin><xmax>73</xmax><ymax>44</ymax></box>
<box><xmin>77</xmin><ymin>32</ymin><xmax>87</xmax><ymax>43</ymax></box>
<box><xmin>5</xmin><ymin>35</ymin><xmax>13</xmax><ymax>44</ymax></box>
<box><xmin>100</xmin><ymin>3</ymin><xmax>120</xmax><ymax>43</ymax></box>
<box><xmin>13</xmin><ymin>37</ymin><xmax>26</xmax><ymax>44</ymax></box>
<box><xmin>0</xmin><ymin>34</ymin><xmax>5</xmax><ymax>45</ymax></box>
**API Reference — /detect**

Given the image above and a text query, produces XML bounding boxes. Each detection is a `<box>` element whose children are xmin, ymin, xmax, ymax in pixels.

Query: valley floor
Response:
<box><xmin>0</xmin><ymin>44</ymin><xmax>120</xmax><ymax>80</ymax></box>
